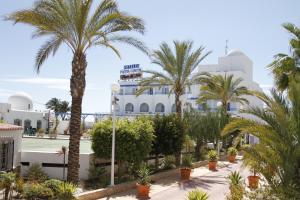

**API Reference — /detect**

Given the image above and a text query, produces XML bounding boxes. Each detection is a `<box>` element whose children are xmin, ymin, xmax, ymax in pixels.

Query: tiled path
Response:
<box><xmin>99</xmin><ymin>158</ymin><xmax>249</xmax><ymax>200</ymax></box>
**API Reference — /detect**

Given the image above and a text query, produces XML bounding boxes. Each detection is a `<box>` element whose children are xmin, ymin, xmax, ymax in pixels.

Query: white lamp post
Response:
<box><xmin>110</xmin><ymin>83</ymin><xmax>120</xmax><ymax>186</ymax></box>
<box><xmin>216</xmin><ymin>101</ymin><xmax>223</xmax><ymax>156</ymax></box>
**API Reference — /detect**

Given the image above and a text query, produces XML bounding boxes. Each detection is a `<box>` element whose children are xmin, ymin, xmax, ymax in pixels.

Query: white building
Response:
<box><xmin>0</xmin><ymin>92</ymin><xmax>49</xmax><ymax>132</ymax></box>
<box><xmin>116</xmin><ymin>50</ymin><xmax>263</xmax><ymax>116</ymax></box>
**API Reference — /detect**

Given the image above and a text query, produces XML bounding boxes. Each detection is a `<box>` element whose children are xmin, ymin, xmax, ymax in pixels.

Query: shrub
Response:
<box><xmin>227</xmin><ymin>147</ymin><xmax>238</xmax><ymax>156</ymax></box>
<box><xmin>24</xmin><ymin>184</ymin><xmax>54</xmax><ymax>200</ymax></box>
<box><xmin>187</xmin><ymin>189</ymin><xmax>209</xmax><ymax>200</ymax></box>
<box><xmin>227</xmin><ymin>171</ymin><xmax>244</xmax><ymax>200</ymax></box>
<box><xmin>27</xmin><ymin>163</ymin><xmax>48</xmax><ymax>183</ymax></box>
<box><xmin>43</xmin><ymin>179</ymin><xmax>63</xmax><ymax>193</ymax></box>
<box><xmin>182</xmin><ymin>154</ymin><xmax>193</xmax><ymax>168</ymax></box>
<box><xmin>0</xmin><ymin>172</ymin><xmax>16</xmax><ymax>200</ymax></box>
<box><xmin>162</xmin><ymin>155</ymin><xmax>176</xmax><ymax>170</ymax></box>
<box><xmin>207</xmin><ymin>150</ymin><xmax>218</xmax><ymax>162</ymax></box>
<box><xmin>15</xmin><ymin>177</ymin><xmax>25</xmax><ymax>198</ymax></box>
<box><xmin>92</xmin><ymin>117</ymin><xmax>154</xmax><ymax>178</ymax></box>
<box><xmin>56</xmin><ymin>182</ymin><xmax>77</xmax><ymax>200</ymax></box>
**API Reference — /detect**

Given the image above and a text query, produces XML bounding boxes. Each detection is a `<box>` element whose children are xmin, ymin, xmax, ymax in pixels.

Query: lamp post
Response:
<box><xmin>216</xmin><ymin>101</ymin><xmax>223</xmax><ymax>156</ymax></box>
<box><xmin>110</xmin><ymin>83</ymin><xmax>120</xmax><ymax>186</ymax></box>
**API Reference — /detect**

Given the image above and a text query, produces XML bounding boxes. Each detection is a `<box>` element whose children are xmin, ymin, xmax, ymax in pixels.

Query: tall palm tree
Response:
<box><xmin>137</xmin><ymin>40</ymin><xmax>211</xmax><ymax>117</ymax></box>
<box><xmin>197</xmin><ymin>73</ymin><xmax>251</xmax><ymax>113</ymax></box>
<box><xmin>268</xmin><ymin>23</ymin><xmax>300</xmax><ymax>93</ymax></box>
<box><xmin>60</xmin><ymin>100</ymin><xmax>71</xmax><ymax>120</ymax></box>
<box><xmin>136</xmin><ymin>41</ymin><xmax>210</xmax><ymax>165</ymax></box>
<box><xmin>6</xmin><ymin>0</ymin><xmax>148</xmax><ymax>183</ymax></box>
<box><xmin>222</xmin><ymin>89</ymin><xmax>300</xmax><ymax>198</ymax></box>
<box><xmin>46</xmin><ymin>98</ymin><xmax>61</xmax><ymax>130</ymax></box>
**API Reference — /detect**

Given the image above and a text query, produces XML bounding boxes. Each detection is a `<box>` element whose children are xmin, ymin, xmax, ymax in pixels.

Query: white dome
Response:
<box><xmin>227</xmin><ymin>49</ymin><xmax>246</xmax><ymax>57</ymax></box>
<box><xmin>8</xmin><ymin>92</ymin><xmax>33</xmax><ymax>111</ymax></box>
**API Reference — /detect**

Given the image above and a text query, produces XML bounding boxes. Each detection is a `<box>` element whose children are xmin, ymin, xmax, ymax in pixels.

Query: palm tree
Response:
<box><xmin>137</xmin><ymin>40</ymin><xmax>211</xmax><ymax>117</ymax></box>
<box><xmin>60</xmin><ymin>101</ymin><xmax>71</xmax><ymax>120</ymax></box>
<box><xmin>136</xmin><ymin>41</ymin><xmax>210</xmax><ymax>165</ymax></box>
<box><xmin>222</xmin><ymin>89</ymin><xmax>300</xmax><ymax>198</ymax></box>
<box><xmin>197</xmin><ymin>73</ymin><xmax>251</xmax><ymax>113</ymax></box>
<box><xmin>6</xmin><ymin>0</ymin><xmax>148</xmax><ymax>183</ymax></box>
<box><xmin>46</xmin><ymin>97</ymin><xmax>61</xmax><ymax>130</ymax></box>
<box><xmin>268</xmin><ymin>23</ymin><xmax>300</xmax><ymax>93</ymax></box>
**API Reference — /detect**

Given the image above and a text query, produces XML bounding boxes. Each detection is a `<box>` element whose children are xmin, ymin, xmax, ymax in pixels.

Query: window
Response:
<box><xmin>28</xmin><ymin>104</ymin><xmax>31</xmax><ymax>109</ymax></box>
<box><xmin>24</xmin><ymin>119</ymin><xmax>31</xmax><ymax>130</ymax></box>
<box><xmin>0</xmin><ymin>139</ymin><xmax>14</xmax><ymax>171</ymax></box>
<box><xmin>14</xmin><ymin>119</ymin><xmax>22</xmax><ymax>126</ymax></box>
<box><xmin>140</xmin><ymin>103</ymin><xmax>149</xmax><ymax>112</ymax></box>
<box><xmin>125</xmin><ymin>103</ymin><xmax>134</xmax><ymax>112</ymax></box>
<box><xmin>171</xmin><ymin>104</ymin><xmax>176</xmax><ymax>113</ymax></box>
<box><xmin>155</xmin><ymin>103</ymin><xmax>165</xmax><ymax>113</ymax></box>
<box><xmin>37</xmin><ymin>120</ymin><xmax>42</xmax><ymax>130</ymax></box>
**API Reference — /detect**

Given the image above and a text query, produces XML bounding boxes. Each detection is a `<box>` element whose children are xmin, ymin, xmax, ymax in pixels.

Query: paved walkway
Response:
<box><xmin>99</xmin><ymin>158</ymin><xmax>249</xmax><ymax>200</ymax></box>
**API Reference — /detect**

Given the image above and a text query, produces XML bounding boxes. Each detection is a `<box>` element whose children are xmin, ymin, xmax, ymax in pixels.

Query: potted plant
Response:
<box><xmin>180</xmin><ymin>154</ymin><xmax>193</xmax><ymax>180</ymax></box>
<box><xmin>136</xmin><ymin>164</ymin><xmax>151</xmax><ymax>199</ymax></box>
<box><xmin>227</xmin><ymin>147</ymin><xmax>238</xmax><ymax>163</ymax></box>
<box><xmin>208</xmin><ymin>150</ymin><xmax>218</xmax><ymax>171</ymax></box>
<box><xmin>187</xmin><ymin>189</ymin><xmax>209</xmax><ymax>200</ymax></box>
<box><xmin>248</xmin><ymin>168</ymin><xmax>259</xmax><ymax>189</ymax></box>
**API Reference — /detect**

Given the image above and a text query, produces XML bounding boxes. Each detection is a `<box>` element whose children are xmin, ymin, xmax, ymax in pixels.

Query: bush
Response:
<box><xmin>43</xmin><ymin>179</ymin><xmax>63</xmax><ymax>193</ymax></box>
<box><xmin>227</xmin><ymin>171</ymin><xmax>244</xmax><ymax>200</ymax></box>
<box><xmin>0</xmin><ymin>172</ymin><xmax>16</xmax><ymax>200</ymax></box>
<box><xmin>187</xmin><ymin>189</ymin><xmax>209</xmax><ymax>200</ymax></box>
<box><xmin>27</xmin><ymin>163</ymin><xmax>48</xmax><ymax>183</ymax></box>
<box><xmin>92</xmin><ymin>117</ymin><xmax>154</xmax><ymax>178</ymax></box>
<box><xmin>55</xmin><ymin>182</ymin><xmax>77</xmax><ymax>200</ymax></box>
<box><xmin>227</xmin><ymin>147</ymin><xmax>238</xmax><ymax>156</ymax></box>
<box><xmin>137</xmin><ymin>163</ymin><xmax>151</xmax><ymax>186</ymax></box>
<box><xmin>24</xmin><ymin>184</ymin><xmax>54</xmax><ymax>200</ymax></box>
<box><xmin>162</xmin><ymin>155</ymin><xmax>176</xmax><ymax>170</ymax></box>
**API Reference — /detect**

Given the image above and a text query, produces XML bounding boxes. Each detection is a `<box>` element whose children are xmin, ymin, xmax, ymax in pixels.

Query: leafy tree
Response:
<box><xmin>6</xmin><ymin>0</ymin><xmax>148</xmax><ymax>183</ymax></box>
<box><xmin>152</xmin><ymin>114</ymin><xmax>185</xmax><ymax>168</ymax></box>
<box><xmin>222</xmin><ymin>89</ymin><xmax>300</xmax><ymax>199</ymax></box>
<box><xmin>91</xmin><ymin>117</ymin><xmax>154</xmax><ymax>179</ymax></box>
<box><xmin>268</xmin><ymin>23</ymin><xmax>300</xmax><ymax>93</ymax></box>
<box><xmin>59</xmin><ymin>101</ymin><xmax>71</xmax><ymax>120</ymax></box>
<box><xmin>197</xmin><ymin>73</ymin><xmax>251</xmax><ymax>113</ymax></box>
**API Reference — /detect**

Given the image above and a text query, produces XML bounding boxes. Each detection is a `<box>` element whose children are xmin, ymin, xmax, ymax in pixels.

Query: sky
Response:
<box><xmin>0</xmin><ymin>0</ymin><xmax>299</xmax><ymax>113</ymax></box>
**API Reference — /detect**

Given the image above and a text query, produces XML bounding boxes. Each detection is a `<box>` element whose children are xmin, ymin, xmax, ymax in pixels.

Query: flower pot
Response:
<box><xmin>136</xmin><ymin>183</ymin><xmax>150</xmax><ymax>199</ymax></box>
<box><xmin>208</xmin><ymin>161</ymin><xmax>217</xmax><ymax>171</ymax></box>
<box><xmin>228</xmin><ymin>155</ymin><xmax>236</xmax><ymax>163</ymax></box>
<box><xmin>248</xmin><ymin>175</ymin><xmax>259</xmax><ymax>189</ymax></box>
<box><xmin>180</xmin><ymin>168</ymin><xmax>191</xmax><ymax>180</ymax></box>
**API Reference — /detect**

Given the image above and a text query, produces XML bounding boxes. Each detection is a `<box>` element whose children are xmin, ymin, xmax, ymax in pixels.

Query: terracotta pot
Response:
<box><xmin>228</xmin><ymin>155</ymin><xmax>236</xmax><ymax>163</ymax></box>
<box><xmin>248</xmin><ymin>175</ymin><xmax>259</xmax><ymax>189</ymax></box>
<box><xmin>136</xmin><ymin>183</ymin><xmax>150</xmax><ymax>199</ymax></box>
<box><xmin>208</xmin><ymin>161</ymin><xmax>217</xmax><ymax>171</ymax></box>
<box><xmin>180</xmin><ymin>168</ymin><xmax>191</xmax><ymax>180</ymax></box>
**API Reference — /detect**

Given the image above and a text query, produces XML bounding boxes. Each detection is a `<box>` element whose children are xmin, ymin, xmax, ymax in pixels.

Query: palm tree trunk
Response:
<box><xmin>67</xmin><ymin>51</ymin><xmax>87</xmax><ymax>184</ymax></box>
<box><xmin>175</xmin><ymin>93</ymin><xmax>182</xmax><ymax>166</ymax></box>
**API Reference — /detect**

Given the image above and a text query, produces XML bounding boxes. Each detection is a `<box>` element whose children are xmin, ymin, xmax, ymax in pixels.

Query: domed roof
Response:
<box><xmin>227</xmin><ymin>49</ymin><xmax>246</xmax><ymax>57</ymax></box>
<box><xmin>8</xmin><ymin>92</ymin><xmax>33</xmax><ymax>111</ymax></box>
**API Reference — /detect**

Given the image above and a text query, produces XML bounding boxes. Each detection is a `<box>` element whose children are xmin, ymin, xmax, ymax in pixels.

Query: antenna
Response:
<box><xmin>225</xmin><ymin>40</ymin><xmax>228</xmax><ymax>55</ymax></box>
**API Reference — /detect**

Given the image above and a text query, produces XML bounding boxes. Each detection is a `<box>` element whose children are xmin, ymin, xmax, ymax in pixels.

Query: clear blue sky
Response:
<box><xmin>0</xmin><ymin>0</ymin><xmax>299</xmax><ymax>113</ymax></box>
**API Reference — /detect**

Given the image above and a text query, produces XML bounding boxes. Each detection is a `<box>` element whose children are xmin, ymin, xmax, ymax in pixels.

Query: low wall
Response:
<box><xmin>77</xmin><ymin>160</ymin><xmax>209</xmax><ymax>200</ymax></box>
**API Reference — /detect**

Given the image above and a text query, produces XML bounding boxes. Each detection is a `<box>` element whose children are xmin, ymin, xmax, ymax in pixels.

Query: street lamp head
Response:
<box><xmin>111</xmin><ymin>83</ymin><xmax>120</xmax><ymax>93</ymax></box>
<box><xmin>216</xmin><ymin>101</ymin><xmax>222</xmax><ymax>108</ymax></box>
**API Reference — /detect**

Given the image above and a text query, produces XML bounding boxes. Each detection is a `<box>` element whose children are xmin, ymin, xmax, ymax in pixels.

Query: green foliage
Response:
<box><xmin>227</xmin><ymin>171</ymin><xmax>244</xmax><ymax>200</ymax></box>
<box><xmin>0</xmin><ymin>172</ymin><xmax>16</xmax><ymax>200</ymax></box>
<box><xmin>207</xmin><ymin>150</ymin><xmax>218</xmax><ymax>162</ymax></box>
<box><xmin>227</xmin><ymin>147</ymin><xmax>238</xmax><ymax>156</ymax></box>
<box><xmin>222</xmin><ymin>89</ymin><xmax>300</xmax><ymax>198</ymax></box>
<box><xmin>55</xmin><ymin>182</ymin><xmax>77</xmax><ymax>200</ymax></box>
<box><xmin>152</xmin><ymin>114</ymin><xmax>185</xmax><ymax>157</ymax></box>
<box><xmin>227</xmin><ymin>171</ymin><xmax>243</xmax><ymax>186</ymax></box>
<box><xmin>187</xmin><ymin>189</ymin><xmax>209</xmax><ymax>200</ymax></box>
<box><xmin>137</xmin><ymin>163</ymin><xmax>151</xmax><ymax>186</ymax></box>
<box><xmin>88</xmin><ymin>165</ymin><xmax>106</xmax><ymax>181</ymax></box>
<box><xmin>162</xmin><ymin>155</ymin><xmax>176</xmax><ymax>170</ymax></box>
<box><xmin>92</xmin><ymin>117</ymin><xmax>154</xmax><ymax>165</ymax></box>
<box><xmin>182</xmin><ymin>154</ymin><xmax>193</xmax><ymax>168</ymax></box>
<box><xmin>24</xmin><ymin>184</ymin><xmax>54</xmax><ymax>200</ymax></box>
<box><xmin>27</xmin><ymin>163</ymin><xmax>48</xmax><ymax>183</ymax></box>
<box><xmin>43</xmin><ymin>179</ymin><xmax>63</xmax><ymax>193</ymax></box>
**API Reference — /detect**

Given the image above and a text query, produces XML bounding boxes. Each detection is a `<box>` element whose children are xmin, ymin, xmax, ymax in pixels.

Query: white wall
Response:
<box><xmin>21</xmin><ymin>151</ymin><xmax>92</xmax><ymax>180</ymax></box>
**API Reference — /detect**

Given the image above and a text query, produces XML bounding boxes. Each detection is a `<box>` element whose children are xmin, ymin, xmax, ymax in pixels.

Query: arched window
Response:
<box><xmin>125</xmin><ymin>103</ymin><xmax>134</xmax><ymax>112</ymax></box>
<box><xmin>37</xmin><ymin>120</ymin><xmax>42</xmax><ymax>130</ymax></box>
<box><xmin>171</xmin><ymin>104</ymin><xmax>176</xmax><ymax>113</ymax></box>
<box><xmin>24</xmin><ymin>119</ymin><xmax>31</xmax><ymax>129</ymax></box>
<box><xmin>155</xmin><ymin>103</ymin><xmax>165</xmax><ymax>113</ymax></box>
<box><xmin>140</xmin><ymin>103</ymin><xmax>149</xmax><ymax>112</ymax></box>
<box><xmin>14</xmin><ymin>119</ymin><xmax>22</xmax><ymax>126</ymax></box>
